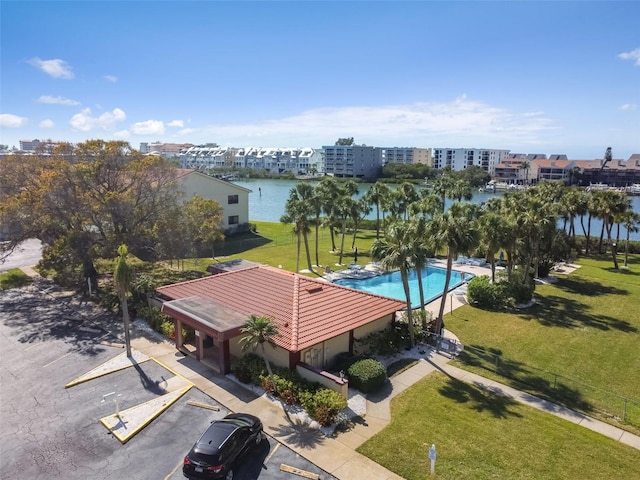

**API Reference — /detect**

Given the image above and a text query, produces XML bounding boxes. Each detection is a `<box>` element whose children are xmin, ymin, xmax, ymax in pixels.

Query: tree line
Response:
<box><xmin>0</xmin><ymin>140</ymin><xmax>225</xmax><ymax>285</ymax></box>
<box><xmin>281</xmin><ymin>176</ymin><xmax>640</xmax><ymax>347</ymax></box>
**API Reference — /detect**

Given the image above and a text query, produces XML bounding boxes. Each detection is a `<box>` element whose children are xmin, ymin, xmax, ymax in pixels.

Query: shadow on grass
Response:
<box><xmin>216</xmin><ymin>232</ymin><xmax>273</xmax><ymax>256</ymax></box>
<box><xmin>520</xmin><ymin>294</ymin><xmax>637</xmax><ymax>333</ymax></box>
<box><xmin>553</xmin><ymin>277</ymin><xmax>628</xmax><ymax>296</ymax></box>
<box><xmin>438</xmin><ymin>376</ymin><xmax>523</xmax><ymax>419</ymax></box>
<box><xmin>456</xmin><ymin>346</ymin><xmax>594</xmax><ymax>414</ymax></box>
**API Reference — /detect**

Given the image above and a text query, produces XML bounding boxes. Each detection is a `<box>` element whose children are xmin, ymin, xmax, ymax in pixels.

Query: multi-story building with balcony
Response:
<box><xmin>322</xmin><ymin>145</ymin><xmax>380</xmax><ymax>179</ymax></box>
<box><xmin>18</xmin><ymin>138</ymin><xmax>60</xmax><ymax>154</ymax></box>
<box><xmin>432</xmin><ymin>148</ymin><xmax>510</xmax><ymax>174</ymax></box>
<box><xmin>232</xmin><ymin>147</ymin><xmax>323</xmax><ymax>174</ymax></box>
<box><xmin>379</xmin><ymin>147</ymin><xmax>432</xmax><ymax>166</ymax></box>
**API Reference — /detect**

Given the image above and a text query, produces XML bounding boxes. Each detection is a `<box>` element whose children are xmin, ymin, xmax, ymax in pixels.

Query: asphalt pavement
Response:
<box><xmin>0</xmin><ymin>282</ymin><xmax>337</xmax><ymax>480</ymax></box>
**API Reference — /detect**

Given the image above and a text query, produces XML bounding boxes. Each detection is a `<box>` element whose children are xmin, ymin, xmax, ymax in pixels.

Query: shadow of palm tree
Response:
<box><xmin>553</xmin><ymin>277</ymin><xmax>628</xmax><ymax>296</ymax></box>
<box><xmin>457</xmin><ymin>345</ymin><xmax>594</xmax><ymax>413</ymax></box>
<box><xmin>1</xmin><ymin>286</ymin><xmax>111</xmax><ymax>356</ymax></box>
<box><xmin>520</xmin><ymin>295</ymin><xmax>637</xmax><ymax>332</ymax></box>
<box><xmin>438</xmin><ymin>377</ymin><xmax>522</xmax><ymax>419</ymax></box>
<box><xmin>270</xmin><ymin>417</ymin><xmax>325</xmax><ymax>449</ymax></box>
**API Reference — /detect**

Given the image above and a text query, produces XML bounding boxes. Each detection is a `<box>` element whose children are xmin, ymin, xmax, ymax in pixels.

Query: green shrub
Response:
<box><xmin>347</xmin><ymin>359</ymin><xmax>387</xmax><ymax>394</ymax></box>
<box><xmin>467</xmin><ymin>276</ymin><xmax>509</xmax><ymax>310</ymax></box>
<box><xmin>231</xmin><ymin>353</ymin><xmax>265</xmax><ymax>384</ymax></box>
<box><xmin>160</xmin><ymin>320</ymin><xmax>175</xmax><ymax>338</ymax></box>
<box><xmin>299</xmin><ymin>388</ymin><xmax>347</xmax><ymax>426</ymax></box>
<box><xmin>467</xmin><ymin>275</ymin><xmax>535</xmax><ymax>309</ymax></box>
<box><xmin>508</xmin><ymin>281</ymin><xmax>535</xmax><ymax>305</ymax></box>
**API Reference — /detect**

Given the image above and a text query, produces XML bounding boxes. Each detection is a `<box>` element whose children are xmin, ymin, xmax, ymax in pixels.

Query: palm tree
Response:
<box><xmin>350</xmin><ymin>196</ymin><xmax>371</xmax><ymax>249</ymax></box>
<box><xmin>408</xmin><ymin>217</ymin><xmax>433</xmax><ymax>325</ymax></box>
<box><xmin>447</xmin><ymin>179</ymin><xmax>473</xmax><ymax>202</ymax></box>
<box><xmin>239</xmin><ymin>315</ymin><xmax>279</xmax><ymax>394</ymax></box>
<box><xmin>335</xmin><ymin>195</ymin><xmax>356</xmax><ymax>265</ymax></box>
<box><xmin>477</xmin><ymin>210</ymin><xmax>503</xmax><ymax>283</ymax></box>
<box><xmin>316</xmin><ymin>177</ymin><xmax>341</xmax><ymax>252</ymax></box>
<box><xmin>430</xmin><ymin>203</ymin><xmax>478</xmax><ymax>337</ymax></box>
<box><xmin>364</xmin><ymin>181</ymin><xmax>390</xmax><ymax>239</ymax></box>
<box><xmin>622</xmin><ymin>211</ymin><xmax>640</xmax><ymax>268</ymax></box>
<box><xmin>371</xmin><ymin>221</ymin><xmax>416</xmax><ymax>347</ymax></box>
<box><xmin>114</xmin><ymin>244</ymin><xmax>133</xmax><ymax>357</ymax></box>
<box><xmin>281</xmin><ymin>183</ymin><xmax>314</xmax><ymax>273</ymax></box>
<box><xmin>519</xmin><ymin>160</ymin><xmax>531</xmax><ymax>185</ymax></box>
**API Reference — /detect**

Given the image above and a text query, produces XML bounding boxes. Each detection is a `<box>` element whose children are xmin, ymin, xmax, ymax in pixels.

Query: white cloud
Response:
<box><xmin>195</xmin><ymin>96</ymin><xmax>556</xmax><ymax>147</ymax></box>
<box><xmin>177</xmin><ymin>128</ymin><xmax>195</xmax><ymax>136</ymax></box>
<box><xmin>114</xmin><ymin>130</ymin><xmax>130</xmax><ymax>139</ymax></box>
<box><xmin>131</xmin><ymin>120</ymin><xmax>165</xmax><ymax>136</ymax></box>
<box><xmin>27</xmin><ymin>57</ymin><xmax>74</xmax><ymax>79</ymax></box>
<box><xmin>167</xmin><ymin>120</ymin><xmax>184</xmax><ymax>128</ymax></box>
<box><xmin>618</xmin><ymin>48</ymin><xmax>640</xmax><ymax>66</ymax></box>
<box><xmin>37</xmin><ymin>95</ymin><xmax>80</xmax><ymax>106</ymax></box>
<box><xmin>0</xmin><ymin>114</ymin><xmax>28</xmax><ymax>127</ymax></box>
<box><xmin>69</xmin><ymin>108</ymin><xmax>126</xmax><ymax>132</ymax></box>
<box><xmin>619</xmin><ymin>103</ymin><xmax>637</xmax><ymax>111</ymax></box>
<box><xmin>39</xmin><ymin>119</ymin><xmax>55</xmax><ymax>128</ymax></box>
<box><xmin>104</xmin><ymin>75</ymin><xmax>118</xmax><ymax>83</ymax></box>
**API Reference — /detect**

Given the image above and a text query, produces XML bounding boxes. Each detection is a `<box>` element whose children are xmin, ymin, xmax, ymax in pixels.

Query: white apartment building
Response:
<box><xmin>233</xmin><ymin>147</ymin><xmax>323</xmax><ymax>174</ymax></box>
<box><xmin>180</xmin><ymin>146</ymin><xmax>236</xmax><ymax>169</ymax></box>
<box><xmin>432</xmin><ymin>148</ymin><xmax>510</xmax><ymax>174</ymax></box>
<box><xmin>140</xmin><ymin>142</ymin><xmax>194</xmax><ymax>158</ymax></box>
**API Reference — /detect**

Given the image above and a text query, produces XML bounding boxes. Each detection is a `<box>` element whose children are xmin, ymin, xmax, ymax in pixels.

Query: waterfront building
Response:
<box><xmin>181</xmin><ymin>146</ymin><xmax>236</xmax><ymax>169</ymax></box>
<box><xmin>322</xmin><ymin>144</ymin><xmax>380</xmax><ymax>179</ymax></box>
<box><xmin>231</xmin><ymin>147</ymin><xmax>322</xmax><ymax>174</ymax></box>
<box><xmin>140</xmin><ymin>142</ymin><xmax>194</xmax><ymax>158</ymax></box>
<box><xmin>574</xmin><ymin>156</ymin><xmax>640</xmax><ymax>187</ymax></box>
<box><xmin>432</xmin><ymin>148</ymin><xmax>510</xmax><ymax>174</ymax></box>
<box><xmin>379</xmin><ymin>147</ymin><xmax>432</xmax><ymax>167</ymax></box>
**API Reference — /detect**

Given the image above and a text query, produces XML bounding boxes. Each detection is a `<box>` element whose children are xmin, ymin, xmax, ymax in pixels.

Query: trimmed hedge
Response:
<box><xmin>347</xmin><ymin>359</ymin><xmax>387</xmax><ymax>394</ymax></box>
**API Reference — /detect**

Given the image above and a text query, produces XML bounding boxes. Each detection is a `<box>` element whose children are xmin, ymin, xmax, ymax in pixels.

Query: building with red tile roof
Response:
<box><xmin>156</xmin><ymin>265</ymin><xmax>406</xmax><ymax>375</ymax></box>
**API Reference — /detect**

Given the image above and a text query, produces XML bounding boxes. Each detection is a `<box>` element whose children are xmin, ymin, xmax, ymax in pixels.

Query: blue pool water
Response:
<box><xmin>334</xmin><ymin>266</ymin><xmax>466</xmax><ymax>309</ymax></box>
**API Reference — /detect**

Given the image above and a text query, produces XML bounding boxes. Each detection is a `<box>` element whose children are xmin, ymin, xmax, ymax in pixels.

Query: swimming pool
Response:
<box><xmin>334</xmin><ymin>266</ymin><xmax>466</xmax><ymax>309</ymax></box>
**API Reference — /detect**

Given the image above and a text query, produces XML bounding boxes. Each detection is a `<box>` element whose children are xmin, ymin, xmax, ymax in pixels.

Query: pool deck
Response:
<box><xmin>321</xmin><ymin>259</ymin><xmax>504</xmax><ymax>318</ymax></box>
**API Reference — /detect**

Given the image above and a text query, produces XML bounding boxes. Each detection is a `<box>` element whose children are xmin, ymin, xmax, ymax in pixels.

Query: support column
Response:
<box><xmin>219</xmin><ymin>340</ymin><xmax>230</xmax><ymax>374</ymax></box>
<box><xmin>348</xmin><ymin>330</ymin><xmax>354</xmax><ymax>354</ymax></box>
<box><xmin>175</xmin><ymin>319</ymin><xmax>183</xmax><ymax>349</ymax></box>
<box><xmin>195</xmin><ymin>330</ymin><xmax>203</xmax><ymax>361</ymax></box>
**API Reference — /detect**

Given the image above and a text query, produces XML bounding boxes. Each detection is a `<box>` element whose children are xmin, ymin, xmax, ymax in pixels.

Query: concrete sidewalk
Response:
<box><xmin>130</xmin><ymin>333</ymin><xmax>406</xmax><ymax>480</ymax></box>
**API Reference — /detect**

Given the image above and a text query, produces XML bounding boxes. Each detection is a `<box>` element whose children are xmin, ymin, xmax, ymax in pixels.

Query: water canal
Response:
<box><xmin>233</xmin><ymin>178</ymin><xmax>640</xmax><ymax>241</ymax></box>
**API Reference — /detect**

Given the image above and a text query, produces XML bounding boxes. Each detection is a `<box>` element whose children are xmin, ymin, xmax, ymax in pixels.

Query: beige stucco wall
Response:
<box><xmin>228</xmin><ymin>336</ymin><xmax>290</xmax><ymax>369</ymax></box>
<box><xmin>178</xmin><ymin>172</ymin><xmax>250</xmax><ymax>228</ymax></box>
<box><xmin>353</xmin><ymin>313</ymin><xmax>394</xmax><ymax>355</ymax></box>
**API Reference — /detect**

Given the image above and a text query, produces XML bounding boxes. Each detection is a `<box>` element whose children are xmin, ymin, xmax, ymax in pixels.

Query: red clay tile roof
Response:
<box><xmin>156</xmin><ymin>265</ymin><xmax>406</xmax><ymax>352</ymax></box>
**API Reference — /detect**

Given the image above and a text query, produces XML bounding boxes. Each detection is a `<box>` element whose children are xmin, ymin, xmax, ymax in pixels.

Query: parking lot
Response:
<box><xmin>0</xmin><ymin>282</ymin><xmax>336</xmax><ymax>480</ymax></box>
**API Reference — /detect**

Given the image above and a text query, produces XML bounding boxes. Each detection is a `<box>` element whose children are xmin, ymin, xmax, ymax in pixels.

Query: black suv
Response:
<box><xmin>183</xmin><ymin>413</ymin><xmax>264</xmax><ymax>480</ymax></box>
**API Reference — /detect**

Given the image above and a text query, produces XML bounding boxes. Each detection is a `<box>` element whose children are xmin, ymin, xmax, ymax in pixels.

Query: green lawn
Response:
<box><xmin>191</xmin><ymin>221</ymin><xmax>380</xmax><ymax>274</ymax></box>
<box><xmin>0</xmin><ymin>268</ymin><xmax>31</xmax><ymax>289</ymax></box>
<box><xmin>446</xmin><ymin>255</ymin><xmax>640</xmax><ymax>433</ymax></box>
<box><xmin>357</xmin><ymin>373</ymin><xmax>640</xmax><ymax>480</ymax></box>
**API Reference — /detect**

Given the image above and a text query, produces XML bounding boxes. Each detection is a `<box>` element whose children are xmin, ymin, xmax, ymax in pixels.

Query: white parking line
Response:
<box><xmin>43</xmin><ymin>352</ymin><xmax>72</xmax><ymax>368</ymax></box>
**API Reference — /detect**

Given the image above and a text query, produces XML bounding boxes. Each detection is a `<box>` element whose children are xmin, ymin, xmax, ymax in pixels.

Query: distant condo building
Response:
<box><xmin>18</xmin><ymin>138</ymin><xmax>60</xmax><ymax>154</ymax></box>
<box><xmin>432</xmin><ymin>148</ymin><xmax>510</xmax><ymax>174</ymax></box>
<box><xmin>139</xmin><ymin>142</ymin><xmax>194</xmax><ymax>158</ymax></box>
<box><xmin>323</xmin><ymin>145</ymin><xmax>380</xmax><ymax>178</ymax></box>
<box><xmin>179</xmin><ymin>146</ymin><xmax>323</xmax><ymax>175</ymax></box>
<box><xmin>379</xmin><ymin>147</ymin><xmax>432</xmax><ymax>166</ymax></box>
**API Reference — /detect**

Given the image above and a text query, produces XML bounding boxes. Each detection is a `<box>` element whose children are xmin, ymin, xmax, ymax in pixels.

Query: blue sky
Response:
<box><xmin>1</xmin><ymin>1</ymin><xmax>639</xmax><ymax>159</ymax></box>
